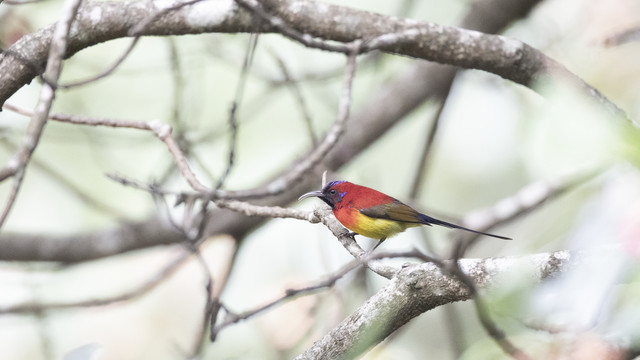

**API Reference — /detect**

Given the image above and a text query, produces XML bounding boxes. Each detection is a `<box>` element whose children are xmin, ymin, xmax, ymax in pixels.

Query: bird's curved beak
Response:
<box><xmin>298</xmin><ymin>190</ymin><xmax>324</xmax><ymax>201</ymax></box>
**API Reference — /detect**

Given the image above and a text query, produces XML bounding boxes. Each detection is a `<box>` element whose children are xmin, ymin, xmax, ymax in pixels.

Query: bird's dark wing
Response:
<box><xmin>361</xmin><ymin>200</ymin><xmax>512</xmax><ymax>240</ymax></box>
<box><xmin>358</xmin><ymin>200</ymin><xmax>427</xmax><ymax>225</ymax></box>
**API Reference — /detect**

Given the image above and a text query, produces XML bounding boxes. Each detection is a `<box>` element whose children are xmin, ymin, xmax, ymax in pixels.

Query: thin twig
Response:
<box><xmin>153</xmin><ymin>38</ymin><xmax>193</xmax><ymax>186</ymax></box>
<box><xmin>183</xmin><ymin>243</ymin><xmax>216</xmax><ymax>358</ymax></box>
<box><xmin>203</xmin><ymin>39</ymin><xmax>364</xmax><ymax>199</ymax></box>
<box><xmin>269</xmin><ymin>49</ymin><xmax>317</xmax><ymax>146</ymax></box>
<box><xmin>234</xmin><ymin>0</ymin><xmax>352</xmax><ymax>54</ymax></box>
<box><xmin>214</xmin><ymin>198</ymin><xmax>319</xmax><ymax>222</ymax></box>
<box><xmin>0</xmin><ymin>0</ymin><xmax>82</xmax><ymax>229</ymax></box>
<box><xmin>4</xmin><ymin>68</ymin><xmax>356</xmax><ymax>200</ymax></box>
<box><xmin>215</xmin><ymin>33</ymin><xmax>259</xmax><ymax>190</ymax></box>
<box><xmin>208</xmin><ymin>240</ymin><xmax>240</xmax><ymax>341</ymax></box>
<box><xmin>211</xmin><ymin>257</ymin><xmax>365</xmax><ymax>341</ymax></box>
<box><xmin>3</xmin><ymin>103</ymin><xmax>210</xmax><ymax>192</ymax></box>
<box><xmin>168</xmin><ymin>38</ymin><xmax>186</xmax><ymax>132</ymax></box>
<box><xmin>408</xmin><ymin>79</ymin><xmax>455</xmax><ymax>199</ymax></box>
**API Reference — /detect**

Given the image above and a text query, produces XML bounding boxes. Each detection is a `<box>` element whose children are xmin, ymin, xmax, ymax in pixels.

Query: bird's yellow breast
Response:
<box><xmin>344</xmin><ymin>214</ymin><xmax>419</xmax><ymax>240</ymax></box>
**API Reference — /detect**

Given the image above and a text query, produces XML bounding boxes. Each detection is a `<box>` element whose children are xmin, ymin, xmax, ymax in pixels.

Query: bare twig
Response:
<box><xmin>168</xmin><ymin>38</ymin><xmax>186</xmax><ymax>131</ymax></box>
<box><xmin>270</xmin><ymin>50</ymin><xmax>317</xmax><ymax>146</ymax></box>
<box><xmin>0</xmin><ymin>0</ymin><xmax>82</xmax><ymax>229</ymax></box>
<box><xmin>210</xmin><ymin>257</ymin><xmax>364</xmax><ymax>341</ymax></box>
<box><xmin>3</xmin><ymin>103</ymin><xmax>210</xmax><ymax>192</ymax></box>
<box><xmin>234</xmin><ymin>0</ymin><xmax>353</xmax><ymax>54</ymax></box>
<box><xmin>183</xmin><ymin>243</ymin><xmax>216</xmax><ymax>358</ymax></box>
<box><xmin>215</xmin><ymin>33</ymin><xmax>259</xmax><ymax>190</ymax></box>
<box><xmin>408</xmin><ymin>79</ymin><xmax>455</xmax><ymax>199</ymax></box>
<box><xmin>214</xmin><ymin>198</ymin><xmax>318</xmax><ymax>222</ymax></box>
<box><xmin>207</xmin><ymin>240</ymin><xmax>240</xmax><ymax>342</ymax></box>
<box><xmin>166</xmin><ymin>37</ymin><xmax>362</xmax><ymax>200</ymax></box>
<box><xmin>152</xmin><ymin>38</ymin><xmax>195</xmax><ymax>186</ymax></box>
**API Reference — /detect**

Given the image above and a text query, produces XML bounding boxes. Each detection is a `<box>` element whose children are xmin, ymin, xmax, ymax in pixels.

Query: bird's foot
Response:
<box><xmin>363</xmin><ymin>238</ymin><xmax>385</xmax><ymax>259</ymax></box>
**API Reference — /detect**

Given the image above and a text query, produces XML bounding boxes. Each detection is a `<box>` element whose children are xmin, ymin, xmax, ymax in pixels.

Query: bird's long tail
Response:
<box><xmin>418</xmin><ymin>213</ymin><xmax>511</xmax><ymax>240</ymax></box>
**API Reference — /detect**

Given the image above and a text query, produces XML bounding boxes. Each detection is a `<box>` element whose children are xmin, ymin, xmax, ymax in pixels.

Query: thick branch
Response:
<box><xmin>297</xmin><ymin>250</ymin><xmax>571</xmax><ymax>360</ymax></box>
<box><xmin>0</xmin><ymin>218</ymin><xmax>183</xmax><ymax>262</ymax></box>
<box><xmin>0</xmin><ymin>0</ymin><xmax>255</xmax><ymax>106</ymax></box>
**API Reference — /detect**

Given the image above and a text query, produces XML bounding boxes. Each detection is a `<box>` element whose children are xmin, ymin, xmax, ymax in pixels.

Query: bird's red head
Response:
<box><xmin>299</xmin><ymin>180</ymin><xmax>350</xmax><ymax>209</ymax></box>
<box><xmin>299</xmin><ymin>180</ymin><xmax>394</xmax><ymax>209</ymax></box>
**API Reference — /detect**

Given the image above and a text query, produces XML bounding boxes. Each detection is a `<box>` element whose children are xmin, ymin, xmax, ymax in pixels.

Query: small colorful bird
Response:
<box><xmin>299</xmin><ymin>180</ymin><xmax>510</xmax><ymax>250</ymax></box>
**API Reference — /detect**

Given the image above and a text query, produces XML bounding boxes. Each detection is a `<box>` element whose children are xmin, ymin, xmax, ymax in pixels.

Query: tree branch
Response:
<box><xmin>0</xmin><ymin>0</ymin><xmax>82</xmax><ymax>228</ymax></box>
<box><xmin>296</xmin><ymin>250</ymin><xmax>572</xmax><ymax>360</ymax></box>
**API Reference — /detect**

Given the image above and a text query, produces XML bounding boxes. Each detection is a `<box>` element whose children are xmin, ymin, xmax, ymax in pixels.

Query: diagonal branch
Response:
<box><xmin>0</xmin><ymin>0</ymin><xmax>83</xmax><ymax>229</ymax></box>
<box><xmin>296</xmin><ymin>250</ymin><xmax>572</xmax><ymax>360</ymax></box>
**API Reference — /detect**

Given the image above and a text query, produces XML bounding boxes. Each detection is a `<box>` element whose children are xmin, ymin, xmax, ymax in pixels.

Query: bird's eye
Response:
<box><xmin>329</xmin><ymin>189</ymin><xmax>337</xmax><ymax>195</ymax></box>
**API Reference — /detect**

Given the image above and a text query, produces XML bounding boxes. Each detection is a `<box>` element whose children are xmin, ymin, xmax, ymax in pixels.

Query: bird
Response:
<box><xmin>299</xmin><ymin>180</ymin><xmax>510</xmax><ymax>251</ymax></box>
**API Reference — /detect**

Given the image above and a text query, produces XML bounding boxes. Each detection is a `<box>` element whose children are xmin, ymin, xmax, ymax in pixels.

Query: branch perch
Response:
<box><xmin>297</xmin><ymin>250</ymin><xmax>572</xmax><ymax>360</ymax></box>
